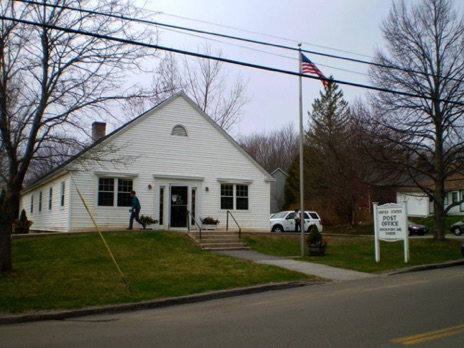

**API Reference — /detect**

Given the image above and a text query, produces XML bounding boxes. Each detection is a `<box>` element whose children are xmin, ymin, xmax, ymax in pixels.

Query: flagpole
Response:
<box><xmin>298</xmin><ymin>44</ymin><xmax>305</xmax><ymax>257</ymax></box>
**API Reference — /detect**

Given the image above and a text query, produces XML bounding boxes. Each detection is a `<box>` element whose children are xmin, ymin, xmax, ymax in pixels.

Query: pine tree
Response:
<box><xmin>306</xmin><ymin>81</ymin><xmax>350</xmax><ymax>156</ymax></box>
<box><xmin>304</xmin><ymin>81</ymin><xmax>363</xmax><ymax>225</ymax></box>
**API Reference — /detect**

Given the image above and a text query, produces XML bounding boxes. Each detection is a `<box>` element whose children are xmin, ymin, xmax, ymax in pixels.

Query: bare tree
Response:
<box><xmin>154</xmin><ymin>52</ymin><xmax>184</xmax><ymax>101</ymax></box>
<box><xmin>0</xmin><ymin>0</ymin><xmax>158</xmax><ymax>271</ymax></box>
<box><xmin>154</xmin><ymin>46</ymin><xmax>250</xmax><ymax>133</ymax></box>
<box><xmin>238</xmin><ymin>123</ymin><xmax>299</xmax><ymax>173</ymax></box>
<box><xmin>123</xmin><ymin>51</ymin><xmax>184</xmax><ymax>117</ymax></box>
<box><xmin>24</xmin><ymin>136</ymin><xmax>80</xmax><ymax>185</ymax></box>
<box><xmin>368</xmin><ymin>0</ymin><xmax>464</xmax><ymax>240</ymax></box>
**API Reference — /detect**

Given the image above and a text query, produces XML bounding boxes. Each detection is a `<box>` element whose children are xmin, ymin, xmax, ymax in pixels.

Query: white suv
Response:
<box><xmin>270</xmin><ymin>210</ymin><xmax>323</xmax><ymax>233</ymax></box>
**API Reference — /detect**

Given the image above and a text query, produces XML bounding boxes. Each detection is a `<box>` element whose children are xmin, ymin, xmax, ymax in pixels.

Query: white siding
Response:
<box><xmin>65</xmin><ymin>171</ymin><xmax>133</xmax><ymax>231</ymax></box>
<box><xmin>24</xmin><ymin>94</ymin><xmax>272</xmax><ymax>232</ymax></box>
<box><xmin>20</xmin><ymin>175</ymin><xmax>71</xmax><ymax>232</ymax></box>
<box><xmin>397</xmin><ymin>192</ymin><xmax>430</xmax><ymax>218</ymax></box>
<box><xmin>398</xmin><ymin>190</ymin><xmax>464</xmax><ymax>217</ymax></box>
<box><xmin>444</xmin><ymin>191</ymin><xmax>464</xmax><ymax>215</ymax></box>
<box><xmin>113</xmin><ymin>96</ymin><xmax>271</xmax><ymax>229</ymax></box>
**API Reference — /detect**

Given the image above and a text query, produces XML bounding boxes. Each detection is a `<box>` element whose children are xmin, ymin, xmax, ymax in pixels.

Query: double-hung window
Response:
<box><xmin>48</xmin><ymin>187</ymin><xmax>53</xmax><ymax>210</ymax></box>
<box><xmin>220</xmin><ymin>184</ymin><xmax>234</xmax><ymax>210</ymax></box>
<box><xmin>60</xmin><ymin>182</ymin><xmax>65</xmax><ymax>207</ymax></box>
<box><xmin>98</xmin><ymin>178</ymin><xmax>133</xmax><ymax>207</ymax></box>
<box><xmin>220</xmin><ymin>183</ymin><xmax>249</xmax><ymax>210</ymax></box>
<box><xmin>236</xmin><ymin>185</ymin><xmax>249</xmax><ymax>210</ymax></box>
<box><xmin>461</xmin><ymin>192</ymin><xmax>464</xmax><ymax>213</ymax></box>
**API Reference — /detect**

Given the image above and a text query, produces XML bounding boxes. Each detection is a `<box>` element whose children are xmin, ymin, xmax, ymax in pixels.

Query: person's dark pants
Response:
<box><xmin>295</xmin><ymin>220</ymin><xmax>300</xmax><ymax>232</ymax></box>
<box><xmin>129</xmin><ymin>209</ymin><xmax>144</xmax><ymax>229</ymax></box>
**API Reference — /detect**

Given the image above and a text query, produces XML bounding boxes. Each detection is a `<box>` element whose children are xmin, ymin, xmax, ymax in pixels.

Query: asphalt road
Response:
<box><xmin>2</xmin><ymin>266</ymin><xmax>464</xmax><ymax>347</ymax></box>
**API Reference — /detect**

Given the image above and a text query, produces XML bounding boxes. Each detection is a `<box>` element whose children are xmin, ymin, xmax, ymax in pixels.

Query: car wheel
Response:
<box><xmin>272</xmin><ymin>225</ymin><xmax>283</xmax><ymax>232</ymax></box>
<box><xmin>452</xmin><ymin>226</ymin><xmax>462</xmax><ymax>236</ymax></box>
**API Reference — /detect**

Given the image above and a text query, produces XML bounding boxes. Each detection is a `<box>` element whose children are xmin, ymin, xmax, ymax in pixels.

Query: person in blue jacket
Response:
<box><xmin>127</xmin><ymin>190</ymin><xmax>145</xmax><ymax>230</ymax></box>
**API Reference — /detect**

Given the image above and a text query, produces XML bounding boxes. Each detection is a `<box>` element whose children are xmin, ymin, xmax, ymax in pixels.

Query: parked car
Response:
<box><xmin>270</xmin><ymin>210</ymin><xmax>323</xmax><ymax>233</ymax></box>
<box><xmin>450</xmin><ymin>220</ymin><xmax>464</xmax><ymax>236</ymax></box>
<box><xmin>407</xmin><ymin>220</ymin><xmax>428</xmax><ymax>236</ymax></box>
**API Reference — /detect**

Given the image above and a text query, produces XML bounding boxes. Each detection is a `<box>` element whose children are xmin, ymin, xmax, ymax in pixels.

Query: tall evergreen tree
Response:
<box><xmin>307</xmin><ymin>81</ymin><xmax>350</xmax><ymax>154</ymax></box>
<box><xmin>304</xmin><ymin>81</ymin><xmax>365</xmax><ymax>225</ymax></box>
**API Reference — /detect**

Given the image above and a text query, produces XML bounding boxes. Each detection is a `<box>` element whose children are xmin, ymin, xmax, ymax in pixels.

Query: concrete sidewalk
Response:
<box><xmin>215</xmin><ymin>250</ymin><xmax>376</xmax><ymax>281</ymax></box>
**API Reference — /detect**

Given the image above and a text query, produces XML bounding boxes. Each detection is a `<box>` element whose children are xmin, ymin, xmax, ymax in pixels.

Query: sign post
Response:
<box><xmin>373</xmin><ymin>202</ymin><xmax>409</xmax><ymax>263</ymax></box>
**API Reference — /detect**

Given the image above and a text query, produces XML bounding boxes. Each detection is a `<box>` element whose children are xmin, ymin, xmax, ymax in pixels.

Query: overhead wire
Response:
<box><xmin>157</xmin><ymin>25</ymin><xmax>370</xmax><ymax>78</ymax></box>
<box><xmin>159</xmin><ymin>11</ymin><xmax>375</xmax><ymax>59</ymax></box>
<box><xmin>4</xmin><ymin>1</ymin><xmax>464</xmax><ymax>106</ymax></box>
<box><xmin>159</xmin><ymin>24</ymin><xmax>368</xmax><ymax>78</ymax></box>
<box><xmin>16</xmin><ymin>0</ymin><xmax>457</xmax><ymax>83</ymax></box>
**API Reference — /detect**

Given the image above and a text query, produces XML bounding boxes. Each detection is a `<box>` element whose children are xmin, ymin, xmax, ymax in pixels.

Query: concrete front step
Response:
<box><xmin>189</xmin><ymin>232</ymin><xmax>240</xmax><ymax>237</ymax></box>
<box><xmin>189</xmin><ymin>232</ymin><xmax>241</xmax><ymax>240</ymax></box>
<box><xmin>203</xmin><ymin>246</ymin><xmax>251</xmax><ymax>251</ymax></box>
<box><xmin>197</xmin><ymin>237</ymin><xmax>242</xmax><ymax>242</ymax></box>
<box><xmin>188</xmin><ymin>231</ymin><xmax>249</xmax><ymax>250</ymax></box>
<box><xmin>200</xmin><ymin>241</ymin><xmax>248</xmax><ymax>247</ymax></box>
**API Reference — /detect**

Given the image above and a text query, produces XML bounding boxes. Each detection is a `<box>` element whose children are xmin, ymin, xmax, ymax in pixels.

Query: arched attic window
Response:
<box><xmin>171</xmin><ymin>124</ymin><xmax>188</xmax><ymax>137</ymax></box>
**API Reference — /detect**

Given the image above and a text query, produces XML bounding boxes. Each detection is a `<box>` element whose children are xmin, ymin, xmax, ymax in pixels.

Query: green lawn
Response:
<box><xmin>1</xmin><ymin>225</ymin><xmax>463</xmax><ymax>315</ymax></box>
<box><xmin>244</xmin><ymin>227</ymin><xmax>463</xmax><ymax>274</ymax></box>
<box><xmin>245</xmin><ymin>215</ymin><xmax>463</xmax><ymax>273</ymax></box>
<box><xmin>0</xmin><ymin>232</ymin><xmax>311</xmax><ymax>314</ymax></box>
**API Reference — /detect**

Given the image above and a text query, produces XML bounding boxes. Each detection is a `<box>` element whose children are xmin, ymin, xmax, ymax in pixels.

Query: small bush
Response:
<box><xmin>13</xmin><ymin>209</ymin><xmax>33</xmax><ymax>234</ymax></box>
<box><xmin>306</xmin><ymin>228</ymin><xmax>326</xmax><ymax>247</ymax></box>
<box><xmin>201</xmin><ymin>216</ymin><xmax>220</xmax><ymax>225</ymax></box>
<box><xmin>139</xmin><ymin>215</ymin><xmax>158</xmax><ymax>226</ymax></box>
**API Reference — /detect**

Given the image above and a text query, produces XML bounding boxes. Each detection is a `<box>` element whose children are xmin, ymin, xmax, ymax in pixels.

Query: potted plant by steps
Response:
<box><xmin>306</xmin><ymin>226</ymin><xmax>327</xmax><ymax>256</ymax></box>
<box><xmin>139</xmin><ymin>215</ymin><xmax>158</xmax><ymax>230</ymax></box>
<box><xmin>200</xmin><ymin>216</ymin><xmax>220</xmax><ymax>230</ymax></box>
<box><xmin>13</xmin><ymin>209</ymin><xmax>33</xmax><ymax>234</ymax></box>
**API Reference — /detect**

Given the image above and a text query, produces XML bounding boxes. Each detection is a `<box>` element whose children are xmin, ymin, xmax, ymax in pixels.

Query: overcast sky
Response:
<box><xmin>135</xmin><ymin>0</ymin><xmax>461</xmax><ymax>138</ymax></box>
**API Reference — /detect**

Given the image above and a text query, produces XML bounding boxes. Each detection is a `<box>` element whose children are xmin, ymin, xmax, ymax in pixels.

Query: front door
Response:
<box><xmin>170</xmin><ymin>186</ymin><xmax>188</xmax><ymax>228</ymax></box>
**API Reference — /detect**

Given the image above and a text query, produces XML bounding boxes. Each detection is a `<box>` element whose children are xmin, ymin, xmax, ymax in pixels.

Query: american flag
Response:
<box><xmin>301</xmin><ymin>53</ymin><xmax>328</xmax><ymax>89</ymax></box>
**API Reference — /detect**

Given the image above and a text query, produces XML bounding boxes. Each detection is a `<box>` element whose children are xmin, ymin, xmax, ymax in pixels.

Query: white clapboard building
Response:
<box><xmin>20</xmin><ymin>92</ymin><xmax>273</xmax><ymax>232</ymax></box>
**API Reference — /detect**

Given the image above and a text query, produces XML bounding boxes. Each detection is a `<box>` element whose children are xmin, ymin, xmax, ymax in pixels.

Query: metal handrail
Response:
<box><xmin>187</xmin><ymin>210</ymin><xmax>202</xmax><ymax>240</ymax></box>
<box><xmin>226</xmin><ymin>210</ymin><xmax>242</xmax><ymax>239</ymax></box>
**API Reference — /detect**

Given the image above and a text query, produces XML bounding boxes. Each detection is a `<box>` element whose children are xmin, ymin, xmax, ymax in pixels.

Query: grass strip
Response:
<box><xmin>244</xmin><ymin>234</ymin><xmax>463</xmax><ymax>273</ymax></box>
<box><xmin>0</xmin><ymin>232</ymin><xmax>312</xmax><ymax>314</ymax></box>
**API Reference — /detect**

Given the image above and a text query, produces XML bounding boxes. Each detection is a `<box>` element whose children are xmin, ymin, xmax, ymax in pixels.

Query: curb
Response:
<box><xmin>0</xmin><ymin>281</ymin><xmax>309</xmax><ymax>326</ymax></box>
<box><xmin>386</xmin><ymin>259</ymin><xmax>464</xmax><ymax>275</ymax></box>
<box><xmin>1</xmin><ymin>260</ymin><xmax>463</xmax><ymax>326</ymax></box>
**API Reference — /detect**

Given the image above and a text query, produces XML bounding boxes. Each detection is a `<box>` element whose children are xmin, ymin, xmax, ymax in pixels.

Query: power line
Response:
<box><xmin>160</xmin><ymin>24</ymin><xmax>370</xmax><ymax>78</ymax></box>
<box><xmin>157</xmin><ymin>12</ymin><xmax>375</xmax><ymax>59</ymax></box>
<box><xmin>156</xmin><ymin>23</ymin><xmax>370</xmax><ymax>78</ymax></box>
<box><xmin>1</xmin><ymin>14</ymin><xmax>463</xmax><ymax>107</ymax></box>
<box><xmin>16</xmin><ymin>0</ymin><xmax>457</xmax><ymax>83</ymax></box>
